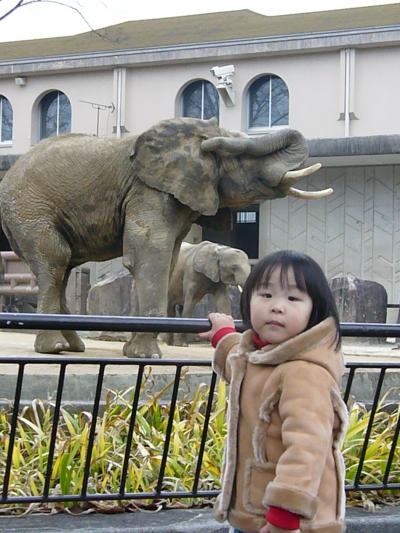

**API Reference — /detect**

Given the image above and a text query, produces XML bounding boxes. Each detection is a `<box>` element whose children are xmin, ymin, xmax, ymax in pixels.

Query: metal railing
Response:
<box><xmin>0</xmin><ymin>313</ymin><xmax>398</xmax><ymax>505</ymax></box>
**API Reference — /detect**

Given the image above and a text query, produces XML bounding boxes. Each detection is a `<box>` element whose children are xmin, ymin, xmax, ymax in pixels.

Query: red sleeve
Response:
<box><xmin>266</xmin><ymin>506</ymin><xmax>301</xmax><ymax>530</ymax></box>
<box><xmin>211</xmin><ymin>327</ymin><xmax>236</xmax><ymax>348</ymax></box>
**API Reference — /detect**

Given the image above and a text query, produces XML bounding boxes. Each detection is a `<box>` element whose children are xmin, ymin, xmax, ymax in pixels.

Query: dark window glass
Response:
<box><xmin>0</xmin><ymin>96</ymin><xmax>13</xmax><ymax>142</ymax></box>
<box><xmin>182</xmin><ymin>80</ymin><xmax>219</xmax><ymax>120</ymax></box>
<box><xmin>249</xmin><ymin>75</ymin><xmax>288</xmax><ymax>128</ymax></box>
<box><xmin>40</xmin><ymin>91</ymin><xmax>71</xmax><ymax>139</ymax></box>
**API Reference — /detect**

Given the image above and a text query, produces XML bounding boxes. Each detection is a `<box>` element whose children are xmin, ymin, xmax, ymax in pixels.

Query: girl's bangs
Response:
<box><xmin>256</xmin><ymin>256</ymin><xmax>308</xmax><ymax>293</ymax></box>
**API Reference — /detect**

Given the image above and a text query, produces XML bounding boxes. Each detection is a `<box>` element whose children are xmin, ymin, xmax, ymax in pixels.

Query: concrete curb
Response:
<box><xmin>0</xmin><ymin>507</ymin><xmax>399</xmax><ymax>532</ymax></box>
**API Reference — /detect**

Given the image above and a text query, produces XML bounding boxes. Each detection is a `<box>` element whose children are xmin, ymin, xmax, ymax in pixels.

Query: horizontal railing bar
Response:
<box><xmin>0</xmin><ymin>356</ymin><xmax>214</xmax><ymax>365</ymax></box>
<box><xmin>1</xmin><ymin>312</ymin><xmax>400</xmax><ymax>337</ymax></box>
<box><xmin>0</xmin><ymin>313</ymin><xmax>228</xmax><ymax>332</ymax></box>
<box><xmin>1</xmin><ymin>490</ymin><xmax>220</xmax><ymax>504</ymax></box>
<box><xmin>345</xmin><ymin>483</ymin><xmax>400</xmax><ymax>491</ymax></box>
<box><xmin>3</xmin><ymin>481</ymin><xmax>400</xmax><ymax>504</ymax></box>
<box><xmin>0</xmin><ymin>356</ymin><xmax>397</xmax><ymax>369</ymax></box>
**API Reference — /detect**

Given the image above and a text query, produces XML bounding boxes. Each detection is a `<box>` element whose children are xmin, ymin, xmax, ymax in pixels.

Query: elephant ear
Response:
<box><xmin>193</xmin><ymin>241</ymin><xmax>220</xmax><ymax>282</ymax></box>
<box><xmin>131</xmin><ymin>117</ymin><xmax>221</xmax><ymax>216</ymax></box>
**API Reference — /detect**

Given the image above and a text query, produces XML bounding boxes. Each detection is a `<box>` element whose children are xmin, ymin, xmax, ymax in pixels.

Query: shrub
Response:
<box><xmin>0</xmin><ymin>373</ymin><xmax>398</xmax><ymax>514</ymax></box>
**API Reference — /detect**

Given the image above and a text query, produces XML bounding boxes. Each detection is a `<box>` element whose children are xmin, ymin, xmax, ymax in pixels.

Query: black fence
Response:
<box><xmin>0</xmin><ymin>313</ymin><xmax>399</xmax><ymax>505</ymax></box>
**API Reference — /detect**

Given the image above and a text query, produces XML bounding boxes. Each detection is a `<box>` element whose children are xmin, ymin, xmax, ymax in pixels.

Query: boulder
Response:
<box><xmin>87</xmin><ymin>270</ymin><xmax>134</xmax><ymax>341</ymax></box>
<box><xmin>329</xmin><ymin>275</ymin><xmax>387</xmax><ymax>344</ymax></box>
<box><xmin>87</xmin><ymin>269</ymin><xmax>242</xmax><ymax>343</ymax></box>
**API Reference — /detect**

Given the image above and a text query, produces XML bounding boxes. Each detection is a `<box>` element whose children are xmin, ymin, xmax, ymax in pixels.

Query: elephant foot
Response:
<box><xmin>34</xmin><ymin>331</ymin><xmax>69</xmax><ymax>354</ymax></box>
<box><xmin>62</xmin><ymin>331</ymin><xmax>86</xmax><ymax>352</ymax></box>
<box><xmin>158</xmin><ymin>332</ymin><xmax>174</xmax><ymax>346</ymax></box>
<box><xmin>123</xmin><ymin>333</ymin><xmax>162</xmax><ymax>359</ymax></box>
<box><xmin>172</xmin><ymin>334</ymin><xmax>189</xmax><ymax>347</ymax></box>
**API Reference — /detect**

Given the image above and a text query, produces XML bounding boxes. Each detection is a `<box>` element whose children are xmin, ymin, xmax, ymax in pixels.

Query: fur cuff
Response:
<box><xmin>263</xmin><ymin>482</ymin><xmax>318</xmax><ymax>520</ymax></box>
<box><xmin>301</xmin><ymin>521</ymin><xmax>345</xmax><ymax>533</ymax></box>
<box><xmin>212</xmin><ymin>332</ymin><xmax>241</xmax><ymax>380</ymax></box>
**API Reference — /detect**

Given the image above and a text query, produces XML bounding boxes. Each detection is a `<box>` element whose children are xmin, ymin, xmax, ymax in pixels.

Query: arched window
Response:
<box><xmin>248</xmin><ymin>75</ymin><xmax>289</xmax><ymax>129</ymax></box>
<box><xmin>0</xmin><ymin>95</ymin><xmax>12</xmax><ymax>143</ymax></box>
<box><xmin>182</xmin><ymin>80</ymin><xmax>219</xmax><ymax>120</ymax></box>
<box><xmin>40</xmin><ymin>91</ymin><xmax>71</xmax><ymax>139</ymax></box>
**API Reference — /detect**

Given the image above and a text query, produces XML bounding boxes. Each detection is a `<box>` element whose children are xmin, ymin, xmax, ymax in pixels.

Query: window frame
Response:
<box><xmin>39</xmin><ymin>90</ymin><xmax>71</xmax><ymax>140</ymax></box>
<box><xmin>181</xmin><ymin>80</ymin><xmax>219</xmax><ymax>121</ymax></box>
<box><xmin>0</xmin><ymin>95</ymin><xmax>13</xmax><ymax>146</ymax></box>
<box><xmin>247</xmin><ymin>74</ymin><xmax>289</xmax><ymax>133</ymax></box>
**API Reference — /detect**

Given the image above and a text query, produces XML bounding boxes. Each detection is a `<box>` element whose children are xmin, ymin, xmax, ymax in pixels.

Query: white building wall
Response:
<box><xmin>1</xmin><ymin>45</ymin><xmax>399</xmax><ymax>154</ymax></box>
<box><xmin>353</xmin><ymin>47</ymin><xmax>400</xmax><ymax>136</ymax></box>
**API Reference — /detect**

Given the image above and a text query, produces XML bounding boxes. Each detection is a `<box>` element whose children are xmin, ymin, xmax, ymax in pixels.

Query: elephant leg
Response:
<box><xmin>174</xmin><ymin>291</ymin><xmax>198</xmax><ymax>346</ymax></box>
<box><xmin>29</xmin><ymin>232</ymin><xmax>72</xmax><ymax>354</ymax></box>
<box><xmin>214</xmin><ymin>287</ymin><xmax>232</xmax><ymax>315</ymax></box>
<box><xmin>161</xmin><ymin>299</ymin><xmax>176</xmax><ymax>346</ymax></box>
<box><xmin>122</xmin><ymin>227</ymin><xmax>177</xmax><ymax>358</ymax></box>
<box><xmin>60</xmin><ymin>268</ymin><xmax>85</xmax><ymax>352</ymax></box>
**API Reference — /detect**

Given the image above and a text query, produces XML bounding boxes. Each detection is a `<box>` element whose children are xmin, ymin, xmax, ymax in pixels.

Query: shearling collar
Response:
<box><xmin>240</xmin><ymin>317</ymin><xmax>344</xmax><ymax>384</ymax></box>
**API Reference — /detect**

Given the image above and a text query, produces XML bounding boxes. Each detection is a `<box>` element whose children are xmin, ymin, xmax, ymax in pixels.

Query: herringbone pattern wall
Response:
<box><xmin>260</xmin><ymin>165</ymin><xmax>400</xmax><ymax>303</ymax></box>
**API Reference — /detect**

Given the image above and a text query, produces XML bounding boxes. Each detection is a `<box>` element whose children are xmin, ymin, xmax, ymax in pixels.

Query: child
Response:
<box><xmin>199</xmin><ymin>250</ymin><xmax>348</xmax><ymax>533</ymax></box>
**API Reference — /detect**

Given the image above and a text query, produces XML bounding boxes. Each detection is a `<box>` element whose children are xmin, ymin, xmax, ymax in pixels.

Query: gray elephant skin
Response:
<box><xmin>167</xmin><ymin>241</ymin><xmax>251</xmax><ymax>345</ymax></box>
<box><xmin>0</xmin><ymin>117</ymin><xmax>328</xmax><ymax>357</ymax></box>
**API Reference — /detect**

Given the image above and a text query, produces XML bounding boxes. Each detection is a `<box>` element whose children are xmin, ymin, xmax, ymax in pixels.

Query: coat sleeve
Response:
<box><xmin>212</xmin><ymin>332</ymin><xmax>241</xmax><ymax>383</ymax></box>
<box><xmin>263</xmin><ymin>361</ymin><xmax>336</xmax><ymax>519</ymax></box>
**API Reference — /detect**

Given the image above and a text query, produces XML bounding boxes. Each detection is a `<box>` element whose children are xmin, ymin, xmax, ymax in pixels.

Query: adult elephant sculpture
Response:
<box><xmin>0</xmin><ymin>117</ymin><xmax>332</xmax><ymax>357</ymax></box>
<box><xmin>167</xmin><ymin>241</ymin><xmax>251</xmax><ymax>345</ymax></box>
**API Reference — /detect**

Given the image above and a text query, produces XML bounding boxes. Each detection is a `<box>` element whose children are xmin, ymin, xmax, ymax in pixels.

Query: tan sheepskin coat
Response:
<box><xmin>212</xmin><ymin>317</ymin><xmax>348</xmax><ymax>533</ymax></box>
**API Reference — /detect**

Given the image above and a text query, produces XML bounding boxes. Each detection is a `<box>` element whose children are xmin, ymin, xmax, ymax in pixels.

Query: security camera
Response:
<box><xmin>210</xmin><ymin>65</ymin><xmax>235</xmax><ymax>78</ymax></box>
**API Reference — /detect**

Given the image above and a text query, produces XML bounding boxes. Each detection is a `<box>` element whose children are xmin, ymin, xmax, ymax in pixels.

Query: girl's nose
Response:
<box><xmin>271</xmin><ymin>301</ymin><xmax>284</xmax><ymax>313</ymax></box>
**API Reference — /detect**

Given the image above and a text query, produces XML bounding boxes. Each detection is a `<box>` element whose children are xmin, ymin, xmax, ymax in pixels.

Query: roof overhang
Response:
<box><xmin>307</xmin><ymin>135</ymin><xmax>400</xmax><ymax>166</ymax></box>
<box><xmin>0</xmin><ymin>24</ymin><xmax>400</xmax><ymax>77</ymax></box>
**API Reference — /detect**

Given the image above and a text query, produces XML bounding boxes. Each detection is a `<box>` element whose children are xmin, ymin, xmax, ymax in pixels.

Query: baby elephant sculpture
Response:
<box><xmin>0</xmin><ymin>117</ymin><xmax>331</xmax><ymax>358</ymax></box>
<box><xmin>166</xmin><ymin>241</ymin><xmax>251</xmax><ymax>345</ymax></box>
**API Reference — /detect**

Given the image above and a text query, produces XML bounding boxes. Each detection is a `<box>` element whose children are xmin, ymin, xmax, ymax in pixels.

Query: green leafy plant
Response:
<box><xmin>0</xmin><ymin>374</ymin><xmax>398</xmax><ymax>515</ymax></box>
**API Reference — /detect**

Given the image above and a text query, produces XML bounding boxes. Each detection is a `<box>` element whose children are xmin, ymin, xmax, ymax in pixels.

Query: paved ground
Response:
<box><xmin>0</xmin><ymin>331</ymin><xmax>399</xmax><ymax>373</ymax></box>
<box><xmin>0</xmin><ymin>506</ymin><xmax>399</xmax><ymax>532</ymax></box>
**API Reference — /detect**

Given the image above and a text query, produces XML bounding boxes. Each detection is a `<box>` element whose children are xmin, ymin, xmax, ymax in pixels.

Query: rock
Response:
<box><xmin>87</xmin><ymin>270</ymin><xmax>134</xmax><ymax>341</ymax></box>
<box><xmin>176</xmin><ymin>286</ymin><xmax>242</xmax><ymax>343</ymax></box>
<box><xmin>330</xmin><ymin>275</ymin><xmax>387</xmax><ymax>344</ymax></box>
<box><xmin>87</xmin><ymin>271</ymin><xmax>242</xmax><ymax>343</ymax></box>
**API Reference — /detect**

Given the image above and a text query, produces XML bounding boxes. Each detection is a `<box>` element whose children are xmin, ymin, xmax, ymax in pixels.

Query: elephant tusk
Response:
<box><xmin>287</xmin><ymin>187</ymin><xmax>333</xmax><ymax>199</ymax></box>
<box><xmin>282</xmin><ymin>162</ymin><xmax>332</xmax><ymax>199</ymax></box>
<box><xmin>238</xmin><ymin>285</ymin><xmax>243</xmax><ymax>293</ymax></box>
<box><xmin>283</xmin><ymin>163</ymin><xmax>322</xmax><ymax>179</ymax></box>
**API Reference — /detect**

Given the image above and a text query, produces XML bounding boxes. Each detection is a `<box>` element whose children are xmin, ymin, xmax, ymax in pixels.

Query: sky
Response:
<box><xmin>0</xmin><ymin>0</ymin><xmax>399</xmax><ymax>43</ymax></box>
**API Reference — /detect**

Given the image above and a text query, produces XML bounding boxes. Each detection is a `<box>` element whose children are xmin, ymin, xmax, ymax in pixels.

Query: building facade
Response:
<box><xmin>1</xmin><ymin>5</ymin><xmax>400</xmax><ymax>310</ymax></box>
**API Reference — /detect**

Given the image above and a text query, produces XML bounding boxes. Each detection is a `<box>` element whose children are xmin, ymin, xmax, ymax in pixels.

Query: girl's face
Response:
<box><xmin>250</xmin><ymin>265</ymin><xmax>313</xmax><ymax>344</ymax></box>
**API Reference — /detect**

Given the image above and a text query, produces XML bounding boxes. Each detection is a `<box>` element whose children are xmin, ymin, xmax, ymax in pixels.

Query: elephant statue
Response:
<box><xmin>166</xmin><ymin>241</ymin><xmax>251</xmax><ymax>345</ymax></box>
<box><xmin>0</xmin><ymin>117</ymin><xmax>332</xmax><ymax>357</ymax></box>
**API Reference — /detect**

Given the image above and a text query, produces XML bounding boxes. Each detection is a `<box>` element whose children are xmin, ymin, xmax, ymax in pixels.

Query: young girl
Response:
<box><xmin>199</xmin><ymin>250</ymin><xmax>348</xmax><ymax>533</ymax></box>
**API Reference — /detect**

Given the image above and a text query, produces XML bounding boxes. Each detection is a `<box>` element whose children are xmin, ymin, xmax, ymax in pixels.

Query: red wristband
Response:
<box><xmin>266</xmin><ymin>506</ymin><xmax>301</xmax><ymax>530</ymax></box>
<box><xmin>211</xmin><ymin>327</ymin><xmax>236</xmax><ymax>348</ymax></box>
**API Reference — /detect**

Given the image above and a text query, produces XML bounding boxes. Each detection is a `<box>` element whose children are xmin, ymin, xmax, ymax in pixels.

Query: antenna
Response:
<box><xmin>80</xmin><ymin>100</ymin><xmax>115</xmax><ymax>136</ymax></box>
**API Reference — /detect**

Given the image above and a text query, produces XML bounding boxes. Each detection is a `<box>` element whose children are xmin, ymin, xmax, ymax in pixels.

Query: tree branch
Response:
<box><xmin>0</xmin><ymin>0</ymin><xmax>115</xmax><ymax>42</ymax></box>
<box><xmin>0</xmin><ymin>0</ymin><xmax>25</xmax><ymax>22</ymax></box>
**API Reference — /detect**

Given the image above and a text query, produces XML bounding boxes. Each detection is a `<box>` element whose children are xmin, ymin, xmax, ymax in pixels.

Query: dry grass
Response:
<box><xmin>0</xmin><ymin>373</ymin><xmax>398</xmax><ymax>515</ymax></box>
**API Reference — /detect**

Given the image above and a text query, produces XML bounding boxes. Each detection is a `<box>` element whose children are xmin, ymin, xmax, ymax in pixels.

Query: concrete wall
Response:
<box><xmin>1</xmin><ymin>45</ymin><xmax>399</xmax><ymax>157</ymax></box>
<box><xmin>259</xmin><ymin>164</ymin><xmax>400</xmax><ymax>312</ymax></box>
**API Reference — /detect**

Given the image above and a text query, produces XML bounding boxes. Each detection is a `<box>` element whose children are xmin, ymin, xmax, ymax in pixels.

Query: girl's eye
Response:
<box><xmin>288</xmin><ymin>296</ymin><xmax>300</xmax><ymax>301</ymax></box>
<box><xmin>261</xmin><ymin>293</ymin><xmax>272</xmax><ymax>298</ymax></box>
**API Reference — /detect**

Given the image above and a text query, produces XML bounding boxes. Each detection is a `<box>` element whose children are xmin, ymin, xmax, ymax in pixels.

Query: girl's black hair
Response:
<box><xmin>240</xmin><ymin>250</ymin><xmax>341</xmax><ymax>349</ymax></box>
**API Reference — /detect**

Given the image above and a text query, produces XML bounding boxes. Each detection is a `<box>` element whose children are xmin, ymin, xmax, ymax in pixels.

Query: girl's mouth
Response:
<box><xmin>267</xmin><ymin>321</ymin><xmax>284</xmax><ymax>327</ymax></box>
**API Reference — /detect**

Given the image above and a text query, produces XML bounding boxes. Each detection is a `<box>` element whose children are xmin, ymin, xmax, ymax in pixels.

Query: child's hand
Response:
<box><xmin>259</xmin><ymin>524</ymin><xmax>300</xmax><ymax>533</ymax></box>
<box><xmin>198</xmin><ymin>312</ymin><xmax>235</xmax><ymax>341</ymax></box>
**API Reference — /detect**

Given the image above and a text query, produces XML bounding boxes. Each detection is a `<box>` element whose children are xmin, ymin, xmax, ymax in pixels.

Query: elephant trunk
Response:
<box><xmin>201</xmin><ymin>129</ymin><xmax>308</xmax><ymax>181</ymax></box>
<box><xmin>201</xmin><ymin>130</ymin><xmax>333</xmax><ymax>199</ymax></box>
